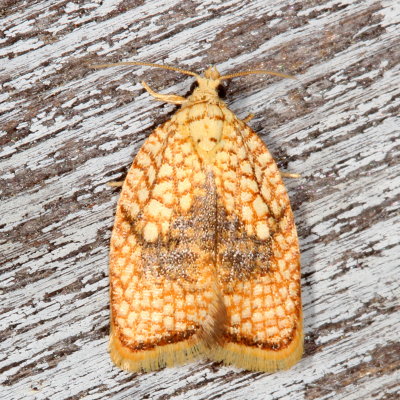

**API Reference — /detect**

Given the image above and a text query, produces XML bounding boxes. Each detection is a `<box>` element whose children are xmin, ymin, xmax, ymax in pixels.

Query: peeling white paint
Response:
<box><xmin>1</xmin><ymin>1</ymin><xmax>399</xmax><ymax>399</ymax></box>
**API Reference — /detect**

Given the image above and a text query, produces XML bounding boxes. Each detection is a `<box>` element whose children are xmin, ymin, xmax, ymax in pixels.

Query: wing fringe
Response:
<box><xmin>109</xmin><ymin>322</ymin><xmax>203</xmax><ymax>372</ymax></box>
<box><xmin>210</xmin><ymin>316</ymin><xmax>303</xmax><ymax>372</ymax></box>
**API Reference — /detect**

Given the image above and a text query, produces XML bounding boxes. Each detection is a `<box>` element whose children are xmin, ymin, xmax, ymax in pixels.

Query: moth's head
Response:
<box><xmin>189</xmin><ymin>66</ymin><xmax>226</xmax><ymax>102</ymax></box>
<box><xmin>204</xmin><ymin>66</ymin><xmax>221</xmax><ymax>80</ymax></box>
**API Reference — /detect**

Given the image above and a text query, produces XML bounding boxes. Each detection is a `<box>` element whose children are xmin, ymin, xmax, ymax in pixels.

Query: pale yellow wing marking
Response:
<box><xmin>211</xmin><ymin>114</ymin><xmax>303</xmax><ymax>372</ymax></box>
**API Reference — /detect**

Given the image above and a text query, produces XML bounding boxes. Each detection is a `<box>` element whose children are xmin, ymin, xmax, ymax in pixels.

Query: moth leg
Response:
<box><xmin>141</xmin><ymin>81</ymin><xmax>186</xmax><ymax>104</ymax></box>
<box><xmin>242</xmin><ymin>113</ymin><xmax>255</xmax><ymax>123</ymax></box>
<box><xmin>107</xmin><ymin>181</ymin><xmax>124</xmax><ymax>187</ymax></box>
<box><xmin>280</xmin><ymin>171</ymin><xmax>302</xmax><ymax>178</ymax></box>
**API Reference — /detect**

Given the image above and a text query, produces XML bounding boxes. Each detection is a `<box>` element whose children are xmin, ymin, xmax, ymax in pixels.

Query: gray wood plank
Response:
<box><xmin>1</xmin><ymin>0</ymin><xmax>399</xmax><ymax>399</ymax></box>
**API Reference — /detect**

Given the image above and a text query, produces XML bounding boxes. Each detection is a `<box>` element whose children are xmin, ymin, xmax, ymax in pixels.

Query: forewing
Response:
<box><xmin>211</xmin><ymin>117</ymin><xmax>303</xmax><ymax>372</ymax></box>
<box><xmin>109</xmin><ymin>119</ymin><xmax>224</xmax><ymax>372</ymax></box>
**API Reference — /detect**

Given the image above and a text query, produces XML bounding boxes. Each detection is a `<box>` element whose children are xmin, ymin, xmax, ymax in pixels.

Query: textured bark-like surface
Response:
<box><xmin>0</xmin><ymin>0</ymin><xmax>399</xmax><ymax>399</ymax></box>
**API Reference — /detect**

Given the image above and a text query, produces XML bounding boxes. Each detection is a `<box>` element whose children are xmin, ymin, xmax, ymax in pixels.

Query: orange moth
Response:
<box><xmin>93</xmin><ymin>62</ymin><xmax>303</xmax><ymax>372</ymax></box>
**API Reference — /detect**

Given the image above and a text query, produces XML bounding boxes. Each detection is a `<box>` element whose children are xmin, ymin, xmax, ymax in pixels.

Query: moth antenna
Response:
<box><xmin>219</xmin><ymin>69</ymin><xmax>297</xmax><ymax>81</ymax></box>
<box><xmin>90</xmin><ymin>61</ymin><xmax>199</xmax><ymax>78</ymax></box>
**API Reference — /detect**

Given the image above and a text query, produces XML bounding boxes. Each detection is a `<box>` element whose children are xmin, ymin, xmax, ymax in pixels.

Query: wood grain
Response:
<box><xmin>1</xmin><ymin>0</ymin><xmax>399</xmax><ymax>399</ymax></box>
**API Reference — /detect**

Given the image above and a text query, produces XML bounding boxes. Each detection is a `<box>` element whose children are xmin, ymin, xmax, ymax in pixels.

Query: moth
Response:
<box><xmin>93</xmin><ymin>62</ymin><xmax>303</xmax><ymax>372</ymax></box>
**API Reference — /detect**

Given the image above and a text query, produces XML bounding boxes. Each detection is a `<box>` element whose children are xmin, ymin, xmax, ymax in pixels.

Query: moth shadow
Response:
<box><xmin>292</xmin><ymin>183</ymin><xmax>319</xmax><ymax>369</ymax></box>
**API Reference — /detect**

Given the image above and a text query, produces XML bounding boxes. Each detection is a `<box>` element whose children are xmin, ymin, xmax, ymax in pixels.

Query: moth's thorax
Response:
<box><xmin>175</xmin><ymin>73</ymin><xmax>228</xmax><ymax>161</ymax></box>
<box><xmin>186</xmin><ymin>102</ymin><xmax>225</xmax><ymax>156</ymax></box>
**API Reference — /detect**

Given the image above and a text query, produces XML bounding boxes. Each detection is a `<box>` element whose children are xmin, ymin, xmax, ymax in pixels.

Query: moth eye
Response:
<box><xmin>188</xmin><ymin>81</ymin><xmax>199</xmax><ymax>95</ymax></box>
<box><xmin>217</xmin><ymin>84</ymin><xmax>227</xmax><ymax>99</ymax></box>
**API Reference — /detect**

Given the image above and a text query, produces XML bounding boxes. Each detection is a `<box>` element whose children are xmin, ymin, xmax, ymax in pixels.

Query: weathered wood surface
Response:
<box><xmin>1</xmin><ymin>0</ymin><xmax>399</xmax><ymax>399</ymax></box>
